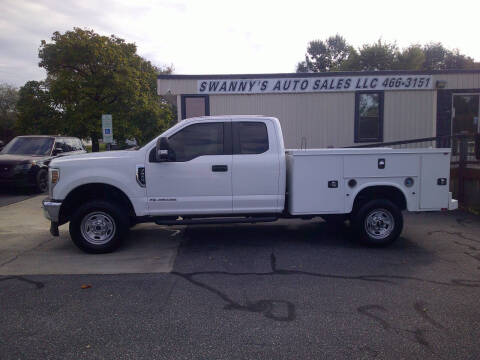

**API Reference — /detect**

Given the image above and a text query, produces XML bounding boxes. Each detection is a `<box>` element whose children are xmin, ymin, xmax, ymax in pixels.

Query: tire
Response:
<box><xmin>69</xmin><ymin>200</ymin><xmax>129</xmax><ymax>253</ymax></box>
<box><xmin>352</xmin><ymin>199</ymin><xmax>403</xmax><ymax>246</ymax></box>
<box><xmin>36</xmin><ymin>169</ymin><xmax>48</xmax><ymax>193</ymax></box>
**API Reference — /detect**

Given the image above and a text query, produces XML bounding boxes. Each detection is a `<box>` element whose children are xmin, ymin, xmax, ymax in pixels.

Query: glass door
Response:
<box><xmin>452</xmin><ymin>94</ymin><xmax>479</xmax><ymax>157</ymax></box>
<box><xmin>452</xmin><ymin>94</ymin><xmax>479</xmax><ymax>135</ymax></box>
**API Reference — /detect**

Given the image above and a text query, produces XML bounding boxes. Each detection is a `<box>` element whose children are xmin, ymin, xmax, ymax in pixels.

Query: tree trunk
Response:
<box><xmin>91</xmin><ymin>134</ymin><xmax>99</xmax><ymax>152</ymax></box>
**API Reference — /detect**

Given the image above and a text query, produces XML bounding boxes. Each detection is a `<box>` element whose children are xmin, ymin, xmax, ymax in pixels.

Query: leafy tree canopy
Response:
<box><xmin>296</xmin><ymin>35</ymin><xmax>357</xmax><ymax>72</ymax></box>
<box><xmin>297</xmin><ymin>36</ymin><xmax>477</xmax><ymax>73</ymax></box>
<box><xmin>0</xmin><ymin>83</ymin><xmax>19</xmax><ymax>142</ymax></box>
<box><xmin>16</xmin><ymin>81</ymin><xmax>62</xmax><ymax>136</ymax></box>
<box><xmin>18</xmin><ymin>28</ymin><xmax>174</xmax><ymax>151</ymax></box>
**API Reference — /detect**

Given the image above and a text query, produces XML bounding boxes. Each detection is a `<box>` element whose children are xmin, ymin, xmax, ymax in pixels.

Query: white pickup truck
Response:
<box><xmin>43</xmin><ymin>115</ymin><xmax>458</xmax><ymax>253</ymax></box>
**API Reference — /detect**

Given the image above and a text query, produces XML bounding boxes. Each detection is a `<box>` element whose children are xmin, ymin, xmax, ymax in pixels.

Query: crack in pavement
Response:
<box><xmin>428</xmin><ymin>230</ymin><xmax>480</xmax><ymax>244</ymax></box>
<box><xmin>171</xmin><ymin>252</ymin><xmax>480</xmax><ymax>323</ymax></box>
<box><xmin>357</xmin><ymin>303</ymin><xmax>447</xmax><ymax>355</ymax></box>
<box><xmin>0</xmin><ymin>276</ymin><xmax>44</xmax><ymax>289</ymax></box>
<box><xmin>0</xmin><ymin>236</ymin><xmax>55</xmax><ymax>269</ymax></box>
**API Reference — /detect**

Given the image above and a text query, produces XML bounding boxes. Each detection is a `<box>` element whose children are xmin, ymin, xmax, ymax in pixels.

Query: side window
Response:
<box><xmin>168</xmin><ymin>122</ymin><xmax>224</xmax><ymax>162</ymax></box>
<box><xmin>65</xmin><ymin>139</ymin><xmax>76</xmax><ymax>152</ymax></box>
<box><xmin>79</xmin><ymin>139</ymin><xmax>85</xmax><ymax>150</ymax></box>
<box><xmin>54</xmin><ymin>139</ymin><xmax>65</xmax><ymax>152</ymax></box>
<box><xmin>73</xmin><ymin>139</ymin><xmax>84</xmax><ymax>151</ymax></box>
<box><xmin>355</xmin><ymin>92</ymin><xmax>384</xmax><ymax>143</ymax></box>
<box><xmin>233</xmin><ymin>122</ymin><xmax>269</xmax><ymax>154</ymax></box>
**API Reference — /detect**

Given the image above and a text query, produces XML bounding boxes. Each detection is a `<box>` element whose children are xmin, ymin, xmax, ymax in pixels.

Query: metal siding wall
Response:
<box><xmin>157</xmin><ymin>79</ymin><xmax>197</xmax><ymax>95</ymax></box>
<box><xmin>384</xmin><ymin>91</ymin><xmax>436</xmax><ymax>147</ymax></box>
<box><xmin>433</xmin><ymin>73</ymin><xmax>480</xmax><ymax>89</ymax></box>
<box><xmin>209</xmin><ymin>93</ymin><xmax>355</xmax><ymax>148</ymax></box>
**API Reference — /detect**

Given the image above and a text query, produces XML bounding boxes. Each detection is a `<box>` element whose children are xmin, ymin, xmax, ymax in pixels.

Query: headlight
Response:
<box><xmin>14</xmin><ymin>163</ymin><xmax>32</xmax><ymax>171</ymax></box>
<box><xmin>50</xmin><ymin>168</ymin><xmax>60</xmax><ymax>185</ymax></box>
<box><xmin>48</xmin><ymin>168</ymin><xmax>60</xmax><ymax>197</ymax></box>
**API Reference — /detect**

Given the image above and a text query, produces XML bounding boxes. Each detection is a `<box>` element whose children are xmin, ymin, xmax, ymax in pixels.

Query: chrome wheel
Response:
<box><xmin>80</xmin><ymin>211</ymin><xmax>116</xmax><ymax>245</ymax></box>
<box><xmin>364</xmin><ymin>208</ymin><xmax>394</xmax><ymax>240</ymax></box>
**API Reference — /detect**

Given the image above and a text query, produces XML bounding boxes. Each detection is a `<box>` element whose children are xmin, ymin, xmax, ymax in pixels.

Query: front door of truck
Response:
<box><xmin>146</xmin><ymin>120</ymin><xmax>232</xmax><ymax>216</ymax></box>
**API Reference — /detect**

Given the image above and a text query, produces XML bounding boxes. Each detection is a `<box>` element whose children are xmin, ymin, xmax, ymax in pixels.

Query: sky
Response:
<box><xmin>1</xmin><ymin>0</ymin><xmax>479</xmax><ymax>87</ymax></box>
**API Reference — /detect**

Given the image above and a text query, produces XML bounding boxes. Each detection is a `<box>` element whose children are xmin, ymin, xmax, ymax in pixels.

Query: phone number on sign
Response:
<box><xmin>382</xmin><ymin>76</ymin><xmax>431</xmax><ymax>89</ymax></box>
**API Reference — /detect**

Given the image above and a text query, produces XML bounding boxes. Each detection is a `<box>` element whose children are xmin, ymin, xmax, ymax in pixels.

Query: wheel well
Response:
<box><xmin>59</xmin><ymin>183</ymin><xmax>136</xmax><ymax>224</ymax></box>
<box><xmin>352</xmin><ymin>186</ymin><xmax>407</xmax><ymax>213</ymax></box>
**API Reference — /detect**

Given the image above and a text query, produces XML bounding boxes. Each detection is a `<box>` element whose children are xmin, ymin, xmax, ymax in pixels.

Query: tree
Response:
<box><xmin>395</xmin><ymin>45</ymin><xmax>425</xmax><ymax>70</ymax></box>
<box><xmin>37</xmin><ymin>28</ymin><xmax>173</xmax><ymax>151</ymax></box>
<box><xmin>297</xmin><ymin>35</ymin><xmax>357</xmax><ymax>72</ymax></box>
<box><xmin>422</xmin><ymin>43</ymin><xmax>451</xmax><ymax>70</ymax></box>
<box><xmin>16</xmin><ymin>81</ymin><xmax>62</xmax><ymax>135</ymax></box>
<box><xmin>0</xmin><ymin>83</ymin><xmax>19</xmax><ymax>142</ymax></box>
<box><xmin>296</xmin><ymin>36</ymin><xmax>476</xmax><ymax>72</ymax></box>
<box><xmin>357</xmin><ymin>40</ymin><xmax>398</xmax><ymax>71</ymax></box>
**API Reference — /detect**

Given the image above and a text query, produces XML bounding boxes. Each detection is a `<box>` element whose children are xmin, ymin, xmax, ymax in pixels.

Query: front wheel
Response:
<box><xmin>69</xmin><ymin>200</ymin><xmax>129</xmax><ymax>253</ymax></box>
<box><xmin>352</xmin><ymin>199</ymin><xmax>403</xmax><ymax>246</ymax></box>
<box><xmin>35</xmin><ymin>169</ymin><xmax>48</xmax><ymax>193</ymax></box>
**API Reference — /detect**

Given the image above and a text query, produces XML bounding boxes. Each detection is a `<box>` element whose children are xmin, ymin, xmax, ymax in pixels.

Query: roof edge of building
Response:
<box><xmin>158</xmin><ymin>69</ymin><xmax>480</xmax><ymax>80</ymax></box>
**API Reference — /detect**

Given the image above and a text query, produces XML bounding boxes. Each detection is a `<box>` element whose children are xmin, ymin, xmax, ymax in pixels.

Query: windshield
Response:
<box><xmin>1</xmin><ymin>137</ymin><xmax>54</xmax><ymax>156</ymax></box>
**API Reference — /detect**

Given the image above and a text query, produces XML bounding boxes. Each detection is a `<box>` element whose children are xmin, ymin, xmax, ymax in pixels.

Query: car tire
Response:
<box><xmin>69</xmin><ymin>200</ymin><xmax>129</xmax><ymax>253</ymax></box>
<box><xmin>352</xmin><ymin>199</ymin><xmax>403</xmax><ymax>246</ymax></box>
<box><xmin>36</xmin><ymin>169</ymin><xmax>48</xmax><ymax>193</ymax></box>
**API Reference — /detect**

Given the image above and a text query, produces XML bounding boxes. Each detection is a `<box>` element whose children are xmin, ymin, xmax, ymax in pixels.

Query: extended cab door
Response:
<box><xmin>231</xmin><ymin>119</ymin><xmax>281</xmax><ymax>213</ymax></box>
<box><xmin>146</xmin><ymin>120</ymin><xmax>233</xmax><ymax>215</ymax></box>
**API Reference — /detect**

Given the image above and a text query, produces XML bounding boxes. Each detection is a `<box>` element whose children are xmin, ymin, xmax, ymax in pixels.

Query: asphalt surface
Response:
<box><xmin>1</xmin><ymin>209</ymin><xmax>480</xmax><ymax>359</ymax></box>
<box><xmin>0</xmin><ymin>186</ymin><xmax>39</xmax><ymax>207</ymax></box>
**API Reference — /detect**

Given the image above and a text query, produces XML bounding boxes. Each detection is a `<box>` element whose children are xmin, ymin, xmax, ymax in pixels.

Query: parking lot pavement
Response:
<box><xmin>0</xmin><ymin>187</ymin><xmax>38</xmax><ymax>207</ymax></box>
<box><xmin>0</xmin><ymin>196</ymin><xmax>180</xmax><ymax>275</ymax></box>
<box><xmin>1</xmin><ymin>202</ymin><xmax>480</xmax><ymax>359</ymax></box>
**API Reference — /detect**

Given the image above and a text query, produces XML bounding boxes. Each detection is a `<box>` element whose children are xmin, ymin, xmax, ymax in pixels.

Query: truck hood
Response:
<box><xmin>50</xmin><ymin>150</ymin><xmax>138</xmax><ymax>166</ymax></box>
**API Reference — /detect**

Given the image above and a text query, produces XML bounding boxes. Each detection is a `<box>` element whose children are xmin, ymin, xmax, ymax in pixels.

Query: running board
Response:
<box><xmin>154</xmin><ymin>216</ymin><xmax>278</xmax><ymax>226</ymax></box>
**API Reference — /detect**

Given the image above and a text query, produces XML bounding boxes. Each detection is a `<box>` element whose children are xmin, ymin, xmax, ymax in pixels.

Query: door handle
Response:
<box><xmin>212</xmin><ymin>165</ymin><xmax>228</xmax><ymax>172</ymax></box>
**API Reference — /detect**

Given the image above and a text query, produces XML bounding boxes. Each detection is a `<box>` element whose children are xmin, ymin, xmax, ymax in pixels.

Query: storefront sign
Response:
<box><xmin>197</xmin><ymin>75</ymin><xmax>433</xmax><ymax>94</ymax></box>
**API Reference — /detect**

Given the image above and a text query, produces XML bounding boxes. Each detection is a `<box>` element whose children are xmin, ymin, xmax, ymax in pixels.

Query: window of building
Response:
<box><xmin>233</xmin><ymin>122</ymin><xmax>269</xmax><ymax>154</ymax></box>
<box><xmin>355</xmin><ymin>92</ymin><xmax>384</xmax><ymax>143</ymax></box>
<box><xmin>181</xmin><ymin>95</ymin><xmax>210</xmax><ymax>120</ymax></box>
<box><xmin>168</xmin><ymin>122</ymin><xmax>224</xmax><ymax>161</ymax></box>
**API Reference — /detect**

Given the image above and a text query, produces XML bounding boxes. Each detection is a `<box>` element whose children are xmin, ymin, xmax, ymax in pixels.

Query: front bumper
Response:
<box><xmin>42</xmin><ymin>198</ymin><xmax>62</xmax><ymax>222</ymax></box>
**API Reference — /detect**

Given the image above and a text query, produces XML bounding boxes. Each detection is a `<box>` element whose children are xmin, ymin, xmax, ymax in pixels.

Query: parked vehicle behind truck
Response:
<box><xmin>1</xmin><ymin>135</ymin><xmax>86</xmax><ymax>192</ymax></box>
<box><xmin>43</xmin><ymin>116</ymin><xmax>458</xmax><ymax>253</ymax></box>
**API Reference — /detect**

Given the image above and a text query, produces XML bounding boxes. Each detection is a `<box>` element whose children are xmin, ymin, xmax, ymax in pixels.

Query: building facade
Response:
<box><xmin>157</xmin><ymin>70</ymin><xmax>480</xmax><ymax>148</ymax></box>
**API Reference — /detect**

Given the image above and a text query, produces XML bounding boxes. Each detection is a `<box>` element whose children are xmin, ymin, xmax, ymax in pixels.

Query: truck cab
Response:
<box><xmin>146</xmin><ymin>116</ymin><xmax>285</xmax><ymax>216</ymax></box>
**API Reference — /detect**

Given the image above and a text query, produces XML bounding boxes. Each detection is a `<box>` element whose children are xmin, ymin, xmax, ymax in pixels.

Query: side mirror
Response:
<box><xmin>155</xmin><ymin>137</ymin><xmax>173</xmax><ymax>162</ymax></box>
<box><xmin>52</xmin><ymin>146</ymin><xmax>64</xmax><ymax>156</ymax></box>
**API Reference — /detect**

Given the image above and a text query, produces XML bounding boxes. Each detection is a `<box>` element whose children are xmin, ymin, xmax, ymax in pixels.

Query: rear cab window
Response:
<box><xmin>233</xmin><ymin>122</ymin><xmax>269</xmax><ymax>154</ymax></box>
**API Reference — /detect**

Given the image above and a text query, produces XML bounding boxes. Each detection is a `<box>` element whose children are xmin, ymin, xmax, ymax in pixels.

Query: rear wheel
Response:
<box><xmin>352</xmin><ymin>199</ymin><xmax>403</xmax><ymax>246</ymax></box>
<box><xmin>69</xmin><ymin>200</ymin><xmax>129</xmax><ymax>253</ymax></box>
